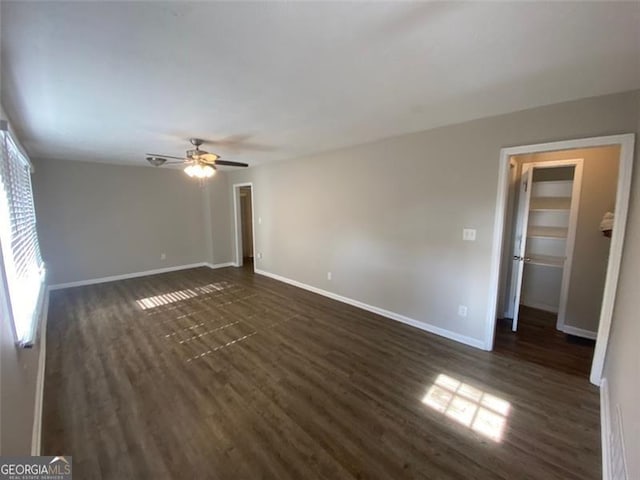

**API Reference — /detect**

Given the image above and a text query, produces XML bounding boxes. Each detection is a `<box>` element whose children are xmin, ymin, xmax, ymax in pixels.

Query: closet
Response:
<box><xmin>507</xmin><ymin>160</ymin><xmax>582</xmax><ymax>331</ymax></box>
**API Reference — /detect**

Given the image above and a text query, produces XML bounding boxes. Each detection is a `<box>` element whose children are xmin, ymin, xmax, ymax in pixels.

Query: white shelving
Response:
<box><xmin>529</xmin><ymin>196</ymin><xmax>572</xmax><ymax>211</ymax></box>
<box><xmin>527</xmin><ymin>226</ymin><xmax>568</xmax><ymax>239</ymax></box>
<box><xmin>510</xmin><ymin>163</ymin><xmax>582</xmax><ymax>329</ymax></box>
<box><xmin>531</xmin><ymin>179</ymin><xmax>573</xmax><ymax>197</ymax></box>
<box><xmin>525</xmin><ymin>180</ymin><xmax>573</xmax><ymax>298</ymax></box>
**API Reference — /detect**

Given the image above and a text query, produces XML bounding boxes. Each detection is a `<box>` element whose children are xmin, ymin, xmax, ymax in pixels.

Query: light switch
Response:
<box><xmin>463</xmin><ymin>228</ymin><xmax>476</xmax><ymax>241</ymax></box>
<box><xmin>258</xmin><ymin>217</ymin><xmax>262</xmax><ymax>225</ymax></box>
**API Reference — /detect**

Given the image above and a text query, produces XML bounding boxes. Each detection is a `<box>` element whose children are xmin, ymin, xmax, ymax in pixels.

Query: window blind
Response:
<box><xmin>0</xmin><ymin>125</ymin><xmax>45</xmax><ymax>346</ymax></box>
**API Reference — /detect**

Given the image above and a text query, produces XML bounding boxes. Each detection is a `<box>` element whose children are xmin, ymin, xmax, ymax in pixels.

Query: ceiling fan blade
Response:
<box><xmin>146</xmin><ymin>156</ymin><xmax>190</xmax><ymax>167</ymax></box>
<box><xmin>215</xmin><ymin>160</ymin><xmax>249</xmax><ymax>167</ymax></box>
<box><xmin>146</xmin><ymin>153</ymin><xmax>185</xmax><ymax>160</ymax></box>
<box><xmin>163</xmin><ymin>160</ymin><xmax>190</xmax><ymax>165</ymax></box>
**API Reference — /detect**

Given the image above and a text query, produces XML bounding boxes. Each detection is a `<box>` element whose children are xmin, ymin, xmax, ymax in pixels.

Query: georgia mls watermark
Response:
<box><xmin>0</xmin><ymin>456</ymin><xmax>71</xmax><ymax>480</ymax></box>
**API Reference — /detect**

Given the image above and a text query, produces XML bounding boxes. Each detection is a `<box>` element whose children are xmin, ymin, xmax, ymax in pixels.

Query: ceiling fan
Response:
<box><xmin>146</xmin><ymin>138</ymin><xmax>249</xmax><ymax>179</ymax></box>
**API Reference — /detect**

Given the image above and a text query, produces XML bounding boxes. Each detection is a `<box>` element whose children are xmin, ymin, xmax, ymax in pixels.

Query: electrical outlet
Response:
<box><xmin>327</xmin><ymin>272</ymin><xmax>332</xmax><ymax>281</ymax></box>
<box><xmin>458</xmin><ymin>305</ymin><xmax>468</xmax><ymax>317</ymax></box>
<box><xmin>463</xmin><ymin>228</ymin><xmax>476</xmax><ymax>241</ymax></box>
<box><xmin>160</xmin><ymin>253</ymin><xmax>166</xmax><ymax>260</ymax></box>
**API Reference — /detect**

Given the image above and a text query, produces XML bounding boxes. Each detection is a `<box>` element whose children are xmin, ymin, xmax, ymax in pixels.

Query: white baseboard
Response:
<box><xmin>254</xmin><ymin>268</ymin><xmax>485</xmax><ymax>350</ymax></box>
<box><xmin>31</xmin><ymin>287</ymin><xmax>50</xmax><ymax>456</ymax></box>
<box><xmin>562</xmin><ymin>325</ymin><xmax>597</xmax><ymax>340</ymax></box>
<box><xmin>204</xmin><ymin>262</ymin><xmax>235</xmax><ymax>270</ymax></box>
<box><xmin>48</xmin><ymin>262</ymin><xmax>233</xmax><ymax>290</ymax></box>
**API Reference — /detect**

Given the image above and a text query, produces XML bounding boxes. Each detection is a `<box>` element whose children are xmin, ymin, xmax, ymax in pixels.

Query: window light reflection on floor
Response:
<box><xmin>422</xmin><ymin>374</ymin><xmax>510</xmax><ymax>442</ymax></box>
<box><xmin>136</xmin><ymin>281</ymin><xmax>232</xmax><ymax>310</ymax></box>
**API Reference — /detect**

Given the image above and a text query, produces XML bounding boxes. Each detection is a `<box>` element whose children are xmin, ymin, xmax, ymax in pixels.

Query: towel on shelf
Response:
<box><xmin>599</xmin><ymin>211</ymin><xmax>614</xmax><ymax>232</ymax></box>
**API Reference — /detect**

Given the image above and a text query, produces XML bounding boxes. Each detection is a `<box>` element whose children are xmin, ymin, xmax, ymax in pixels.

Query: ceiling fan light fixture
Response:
<box><xmin>184</xmin><ymin>163</ymin><xmax>215</xmax><ymax>179</ymax></box>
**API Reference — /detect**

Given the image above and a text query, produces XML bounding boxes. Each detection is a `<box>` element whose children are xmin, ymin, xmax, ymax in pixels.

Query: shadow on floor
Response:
<box><xmin>494</xmin><ymin>306</ymin><xmax>595</xmax><ymax>377</ymax></box>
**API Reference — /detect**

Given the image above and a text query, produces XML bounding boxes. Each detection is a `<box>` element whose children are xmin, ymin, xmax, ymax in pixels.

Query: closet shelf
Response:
<box><xmin>529</xmin><ymin>196</ymin><xmax>572</xmax><ymax>211</ymax></box>
<box><xmin>524</xmin><ymin>255</ymin><xmax>565</xmax><ymax>268</ymax></box>
<box><xmin>527</xmin><ymin>226</ymin><xmax>568</xmax><ymax>239</ymax></box>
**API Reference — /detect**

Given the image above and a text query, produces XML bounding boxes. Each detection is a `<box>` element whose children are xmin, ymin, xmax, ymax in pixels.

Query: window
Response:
<box><xmin>0</xmin><ymin>122</ymin><xmax>45</xmax><ymax>346</ymax></box>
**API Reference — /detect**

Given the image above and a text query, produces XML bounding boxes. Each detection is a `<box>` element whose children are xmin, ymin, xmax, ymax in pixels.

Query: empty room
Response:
<box><xmin>0</xmin><ymin>2</ymin><xmax>638</xmax><ymax>479</ymax></box>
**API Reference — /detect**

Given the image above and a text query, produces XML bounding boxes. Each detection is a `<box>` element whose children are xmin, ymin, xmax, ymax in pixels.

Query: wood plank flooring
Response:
<box><xmin>494</xmin><ymin>306</ymin><xmax>596</xmax><ymax>377</ymax></box>
<box><xmin>42</xmin><ymin>267</ymin><xmax>600</xmax><ymax>479</ymax></box>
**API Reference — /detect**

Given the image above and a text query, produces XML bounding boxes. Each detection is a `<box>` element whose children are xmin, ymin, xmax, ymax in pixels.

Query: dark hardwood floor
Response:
<box><xmin>494</xmin><ymin>306</ymin><xmax>596</xmax><ymax>377</ymax></box>
<box><xmin>43</xmin><ymin>267</ymin><xmax>600</xmax><ymax>479</ymax></box>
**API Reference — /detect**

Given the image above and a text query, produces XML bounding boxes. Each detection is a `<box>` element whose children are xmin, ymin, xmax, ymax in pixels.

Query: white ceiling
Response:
<box><xmin>2</xmin><ymin>1</ymin><xmax>639</xmax><ymax>167</ymax></box>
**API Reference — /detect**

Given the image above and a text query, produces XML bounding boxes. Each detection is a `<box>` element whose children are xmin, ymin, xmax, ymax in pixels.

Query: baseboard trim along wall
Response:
<box><xmin>562</xmin><ymin>325</ymin><xmax>597</xmax><ymax>340</ymax></box>
<box><xmin>204</xmin><ymin>262</ymin><xmax>235</xmax><ymax>270</ymax></box>
<box><xmin>48</xmin><ymin>262</ymin><xmax>234</xmax><ymax>290</ymax></box>
<box><xmin>254</xmin><ymin>268</ymin><xmax>486</xmax><ymax>350</ymax></box>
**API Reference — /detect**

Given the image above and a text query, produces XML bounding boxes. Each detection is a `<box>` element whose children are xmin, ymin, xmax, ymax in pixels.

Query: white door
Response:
<box><xmin>508</xmin><ymin>166</ymin><xmax>533</xmax><ymax>331</ymax></box>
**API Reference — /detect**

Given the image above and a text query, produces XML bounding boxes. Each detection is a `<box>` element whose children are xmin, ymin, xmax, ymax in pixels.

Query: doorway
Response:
<box><xmin>485</xmin><ymin>134</ymin><xmax>635</xmax><ymax>385</ymax></box>
<box><xmin>232</xmin><ymin>182</ymin><xmax>255</xmax><ymax>271</ymax></box>
<box><xmin>497</xmin><ymin>155</ymin><xmax>598</xmax><ymax>376</ymax></box>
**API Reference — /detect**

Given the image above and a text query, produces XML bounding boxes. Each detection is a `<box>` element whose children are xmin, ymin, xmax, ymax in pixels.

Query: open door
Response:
<box><xmin>507</xmin><ymin>166</ymin><xmax>533</xmax><ymax>331</ymax></box>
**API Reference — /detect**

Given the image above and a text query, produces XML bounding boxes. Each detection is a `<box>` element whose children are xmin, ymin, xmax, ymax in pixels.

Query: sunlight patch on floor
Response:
<box><xmin>422</xmin><ymin>374</ymin><xmax>510</xmax><ymax>442</ymax></box>
<box><xmin>186</xmin><ymin>332</ymin><xmax>257</xmax><ymax>362</ymax></box>
<box><xmin>136</xmin><ymin>281</ymin><xmax>232</xmax><ymax>310</ymax></box>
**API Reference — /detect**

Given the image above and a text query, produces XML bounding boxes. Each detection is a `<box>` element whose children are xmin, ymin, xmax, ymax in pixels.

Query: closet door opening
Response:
<box><xmin>494</xmin><ymin>145</ymin><xmax>622</xmax><ymax>378</ymax></box>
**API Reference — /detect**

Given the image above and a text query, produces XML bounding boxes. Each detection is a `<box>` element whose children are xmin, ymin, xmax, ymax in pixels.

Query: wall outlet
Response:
<box><xmin>257</xmin><ymin>252</ymin><xmax>263</xmax><ymax>259</ymax></box>
<box><xmin>160</xmin><ymin>253</ymin><xmax>166</xmax><ymax>260</ymax></box>
<box><xmin>463</xmin><ymin>228</ymin><xmax>476</xmax><ymax>241</ymax></box>
<box><xmin>327</xmin><ymin>271</ymin><xmax>332</xmax><ymax>280</ymax></box>
<box><xmin>458</xmin><ymin>305</ymin><xmax>468</xmax><ymax>317</ymax></box>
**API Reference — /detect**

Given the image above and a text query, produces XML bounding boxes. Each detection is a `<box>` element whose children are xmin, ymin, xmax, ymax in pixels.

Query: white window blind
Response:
<box><xmin>0</xmin><ymin>125</ymin><xmax>45</xmax><ymax>346</ymax></box>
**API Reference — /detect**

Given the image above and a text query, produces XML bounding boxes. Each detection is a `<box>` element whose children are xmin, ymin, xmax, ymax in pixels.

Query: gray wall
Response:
<box><xmin>205</xmin><ymin>173</ymin><xmax>233</xmax><ymax>265</ymax></box>
<box><xmin>32</xmin><ymin>159</ymin><xmax>213</xmax><ymax>285</ymax></box>
<box><xmin>514</xmin><ymin>146</ymin><xmax>620</xmax><ymax>333</ymax></box>
<box><xmin>603</xmin><ymin>100</ymin><xmax>640</xmax><ymax>480</ymax></box>
<box><xmin>228</xmin><ymin>90</ymin><xmax>639</xmax><ymax>346</ymax></box>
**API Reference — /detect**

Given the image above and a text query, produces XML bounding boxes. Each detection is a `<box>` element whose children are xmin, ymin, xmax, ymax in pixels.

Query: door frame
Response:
<box><xmin>232</xmin><ymin>182</ymin><xmax>256</xmax><ymax>270</ymax></box>
<box><xmin>484</xmin><ymin>134</ymin><xmax>635</xmax><ymax>386</ymax></box>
